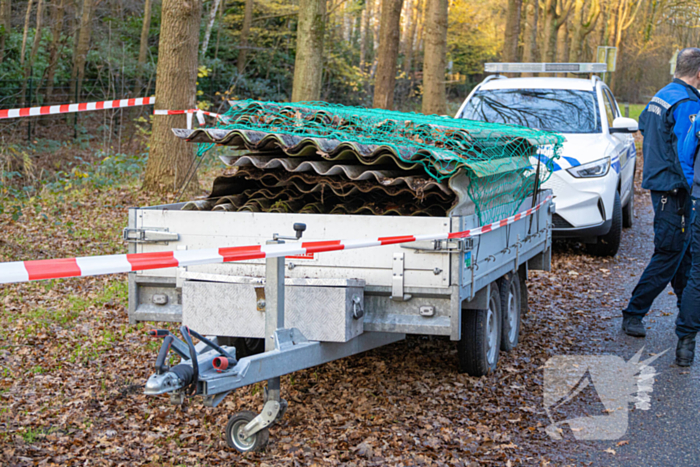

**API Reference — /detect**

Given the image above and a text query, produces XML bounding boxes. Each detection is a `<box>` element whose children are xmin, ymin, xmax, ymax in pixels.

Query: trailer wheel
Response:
<box><xmin>519</xmin><ymin>269</ymin><xmax>529</xmax><ymax>316</ymax></box>
<box><xmin>499</xmin><ymin>272</ymin><xmax>522</xmax><ymax>352</ymax></box>
<box><xmin>458</xmin><ymin>282</ymin><xmax>501</xmax><ymax>376</ymax></box>
<box><xmin>225</xmin><ymin>411</ymin><xmax>269</xmax><ymax>453</ymax></box>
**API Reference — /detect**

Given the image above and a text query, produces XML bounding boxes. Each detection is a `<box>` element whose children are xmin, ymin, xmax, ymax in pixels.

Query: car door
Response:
<box><xmin>601</xmin><ymin>86</ymin><xmax>634</xmax><ymax>206</ymax></box>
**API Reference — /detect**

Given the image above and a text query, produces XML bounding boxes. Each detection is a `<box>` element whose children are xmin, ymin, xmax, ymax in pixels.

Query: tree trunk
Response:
<box><xmin>22</xmin><ymin>0</ymin><xmax>43</xmax><ymax>105</ymax></box>
<box><xmin>291</xmin><ymin>0</ymin><xmax>326</xmax><ymax>102</ymax></box>
<box><xmin>45</xmin><ymin>0</ymin><xmax>66</xmax><ymax>101</ymax></box>
<box><xmin>403</xmin><ymin>0</ymin><xmax>420</xmax><ymax>75</ymax></box>
<box><xmin>542</xmin><ymin>0</ymin><xmax>557</xmax><ymax>62</ymax></box>
<box><xmin>0</xmin><ymin>0</ymin><xmax>11</xmax><ymax>65</ymax></box>
<box><xmin>201</xmin><ymin>0</ymin><xmax>221</xmax><ymax>57</ymax></box>
<box><xmin>214</xmin><ymin>0</ymin><xmax>224</xmax><ymax>61</ymax></box>
<box><xmin>556</xmin><ymin>20</ymin><xmax>568</xmax><ymax>63</ymax></box>
<box><xmin>569</xmin><ymin>0</ymin><xmax>599</xmax><ymax>62</ymax></box>
<box><xmin>138</xmin><ymin>0</ymin><xmax>152</xmax><ymax>65</ymax></box>
<box><xmin>70</xmin><ymin>0</ymin><xmax>95</xmax><ymax>100</ymax></box>
<box><xmin>143</xmin><ymin>0</ymin><xmax>203</xmax><ymax>194</ymax></box>
<box><xmin>502</xmin><ymin>0</ymin><xmax>522</xmax><ymax>62</ymax></box>
<box><xmin>237</xmin><ymin>0</ymin><xmax>254</xmax><ymax>74</ymax></box>
<box><xmin>421</xmin><ymin>0</ymin><xmax>446</xmax><ymax>115</ymax></box>
<box><xmin>542</xmin><ymin>0</ymin><xmax>572</xmax><ymax>62</ymax></box>
<box><xmin>373</xmin><ymin>0</ymin><xmax>403</xmax><ymax>110</ymax></box>
<box><xmin>360</xmin><ymin>0</ymin><xmax>372</xmax><ymax>71</ymax></box>
<box><xmin>401</xmin><ymin>0</ymin><xmax>411</xmax><ymax>54</ymax></box>
<box><xmin>20</xmin><ymin>0</ymin><xmax>34</xmax><ymax>66</ymax></box>
<box><xmin>522</xmin><ymin>0</ymin><xmax>538</xmax><ymax>63</ymax></box>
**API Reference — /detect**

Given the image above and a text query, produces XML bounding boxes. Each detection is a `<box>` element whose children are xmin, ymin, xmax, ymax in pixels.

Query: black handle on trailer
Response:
<box><xmin>155</xmin><ymin>335</ymin><xmax>174</xmax><ymax>375</ymax></box>
<box><xmin>180</xmin><ymin>326</ymin><xmax>199</xmax><ymax>396</ymax></box>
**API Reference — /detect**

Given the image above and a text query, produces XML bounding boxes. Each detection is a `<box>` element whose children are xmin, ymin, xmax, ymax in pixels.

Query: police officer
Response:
<box><xmin>621</xmin><ymin>48</ymin><xmax>700</xmax><ymax>340</ymax></box>
<box><xmin>675</xmin><ymin>66</ymin><xmax>700</xmax><ymax>365</ymax></box>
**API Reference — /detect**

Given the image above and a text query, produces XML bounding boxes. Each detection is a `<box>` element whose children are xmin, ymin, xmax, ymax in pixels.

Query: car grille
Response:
<box><xmin>552</xmin><ymin>213</ymin><xmax>574</xmax><ymax>229</ymax></box>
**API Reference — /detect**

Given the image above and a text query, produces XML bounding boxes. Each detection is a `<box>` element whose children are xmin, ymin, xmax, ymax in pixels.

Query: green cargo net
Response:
<box><xmin>192</xmin><ymin>100</ymin><xmax>563</xmax><ymax>224</ymax></box>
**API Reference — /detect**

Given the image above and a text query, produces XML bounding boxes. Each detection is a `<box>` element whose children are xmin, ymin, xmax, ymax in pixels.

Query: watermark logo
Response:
<box><xmin>543</xmin><ymin>348</ymin><xmax>667</xmax><ymax>440</ymax></box>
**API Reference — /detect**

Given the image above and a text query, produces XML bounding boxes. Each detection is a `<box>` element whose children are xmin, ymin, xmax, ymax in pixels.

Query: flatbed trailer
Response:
<box><xmin>129</xmin><ymin>189</ymin><xmax>553</xmax><ymax>452</ymax></box>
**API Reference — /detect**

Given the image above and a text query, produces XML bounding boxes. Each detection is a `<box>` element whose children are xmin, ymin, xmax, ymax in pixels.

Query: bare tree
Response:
<box><xmin>612</xmin><ymin>0</ymin><xmax>645</xmax><ymax>49</ymax></box>
<box><xmin>360</xmin><ymin>0</ymin><xmax>373</xmax><ymax>71</ymax></box>
<box><xmin>421</xmin><ymin>0</ymin><xmax>447</xmax><ymax>115</ymax></box>
<box><xmin>522</xmin><ymin>0</ymin><xmax>538</xmax><ymax>64</ymax></box>
<box><xmin>201</xmin><ymin>0</ymin><xmax>222</xmax><ymax>57</ymax></box>
<box><xmin>0</xmin><ymin>0</ymin><xmax>10</xmax><ymax>64</ymax></box>
<box><xmin>45</xmin><ymin>0</ymin><xmax>66</xmax><ymax>101</ymax></box>
<box><xmin>143</xmin><ymin>0</ymin><xmax>203</xmax><ymax>194</ymax></box>
<box><xmin>21</xmin><ymin>0</ymin><xmax>43</xmax><ymax>104</ymax></box>
<box><xmin>403</xmin><ymin>0</ymin><xmax>421</xmax><ymax>76</ymax></box>
<box><xmin>556</xmin><ymin>19</ymin><xmax>568</xmax><ymax>62</ymax></box>
<box><xmin>138</xmin><ymin>0</ymin><xmax>152</xmax><ymax>65</ymax></box>
<box><xmin>569</xmin><ymin>0</ymin><xmax>600</xmax><ymax>62</ymax></box>
<box><xmin>70</xmin><ymin>0</ymin><xmax>95</xmax><ymax>100</ymax></box>
<box><xmin>502</xmin><ymin>0</ymin><xmax>522</xmax><ymax>62</ymax></box>
<box><xmin>542</xmin><ymin>0</ymin><xmax>573</xmax><ymax>62</ymax></box>
<box><xmin>292</xmin><ymin>0</ymin><xmax>326</xmax><ymax>102</ymax></box>
<box><xmin>237</xmin><ymin>0</ymin><xmax>254</xmax><ymax>74</ymax></box>
<box><xmin>373</xmin><ymin>0</ymin><xmax>403</xmax><ymax>110</ymax></box>
<box><xmin>20</xmin><ymin>0</ymin><xmax>34</xmax><ymax>66</ymax></box>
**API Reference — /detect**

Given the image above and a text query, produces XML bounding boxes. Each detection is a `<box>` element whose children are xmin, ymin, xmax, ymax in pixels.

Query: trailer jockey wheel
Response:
<box><xmin>225</xmin><ymin>411</ymin><xmax>269</xmax><ymax>453</ymax></box>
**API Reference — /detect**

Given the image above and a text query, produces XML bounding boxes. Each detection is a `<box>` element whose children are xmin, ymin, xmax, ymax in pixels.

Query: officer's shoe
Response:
<box><xmin>676</xmin><ymin>334</ymin><xmax>697</xmax><ymax>367</ymax></box>
<box><xmin>621</xmin><ymin>316</ymin><xmax>647</xmax><ymax>337</ymax></box>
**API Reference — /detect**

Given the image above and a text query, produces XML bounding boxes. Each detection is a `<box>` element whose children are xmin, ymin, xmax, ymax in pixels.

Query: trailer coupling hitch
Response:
<box><xmin>143</xmin><ymin>326</ymin><xmax>236</xmax><ymax>397</ymax></box>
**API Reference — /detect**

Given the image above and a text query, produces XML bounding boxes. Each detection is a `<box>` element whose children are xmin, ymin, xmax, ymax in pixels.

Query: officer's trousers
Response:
<box><xmin>624</xmin><ymin>190</ymin><xmax>692</xmax><ymax>319</ymax></box>
<box><xmin>677</xmin><ymin>198</ymin><xmax>700</xmax><ymax>338</ymax></box>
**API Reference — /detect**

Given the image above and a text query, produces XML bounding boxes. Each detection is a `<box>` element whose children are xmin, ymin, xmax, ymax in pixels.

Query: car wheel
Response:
<box><xmin>586</xmin><ymin>191</ymin><xmax>622</xmax><ymax>257</ymax></box>
<box><xmin>622</xmin><ymin>190</ymin><xmax>634</xmax><ymax>228</ymax></box>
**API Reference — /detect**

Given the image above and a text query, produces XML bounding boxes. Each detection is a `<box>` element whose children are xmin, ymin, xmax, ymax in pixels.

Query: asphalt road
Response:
<box><xmin>565</xmin><ymin>192</ymin><xmax>700</xmax><ymax>466</ymax></box>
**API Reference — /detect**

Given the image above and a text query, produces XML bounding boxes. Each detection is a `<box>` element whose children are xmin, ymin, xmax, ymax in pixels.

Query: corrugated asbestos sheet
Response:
<box><xmin>174</xmin><ymin>127</ymin><xmax>536</xmax><ymax>218</ymax></box>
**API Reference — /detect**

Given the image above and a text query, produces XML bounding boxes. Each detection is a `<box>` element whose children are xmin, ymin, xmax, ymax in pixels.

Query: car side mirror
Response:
<box><xmin>610</xmin><ymin>117</ymin><xmax>638</xmax><ymax>134</ymax></box>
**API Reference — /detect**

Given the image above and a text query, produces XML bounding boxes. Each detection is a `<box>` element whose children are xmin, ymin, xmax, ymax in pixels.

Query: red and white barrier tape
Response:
<box><xmin>153</xmin><ymin>109</ymin><xmax>229</xmax><ymax>129</ymax></box>
<box><xmin>0</xmin><ymin>196</ymin><xmax>552</xmax><ymax>284</ymax></box>
<box><xmin>0</xmin><ymin>97</ymin><xmax>155</xmax><ymax>120</ymax></box>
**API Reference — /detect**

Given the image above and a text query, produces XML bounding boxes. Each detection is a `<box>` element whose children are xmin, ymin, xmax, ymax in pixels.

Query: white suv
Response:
<box><xmin>456</xmin><ymin>74</ymin><xmax>638</xmax><ymax>256</ymax></box>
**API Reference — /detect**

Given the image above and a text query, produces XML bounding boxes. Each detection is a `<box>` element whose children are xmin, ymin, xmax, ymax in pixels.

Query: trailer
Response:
<box><xmin>129</xmin><ymin>191</ymin><xmax>551</xmax><ymax>450</ymax></box>
<box><xmin>130</xmin><ymin>100</ymin><xmax>557</xmax><ymax>452</ymax></box>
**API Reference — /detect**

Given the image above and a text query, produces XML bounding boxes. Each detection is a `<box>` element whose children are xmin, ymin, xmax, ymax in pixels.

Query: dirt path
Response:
<box><xmin>555</xmin><ymin>191</ymin><xmax>700</xmax><ymax>466</ymax></box>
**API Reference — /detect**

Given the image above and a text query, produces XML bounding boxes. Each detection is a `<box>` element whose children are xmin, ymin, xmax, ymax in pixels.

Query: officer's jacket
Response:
<box><xmin>639</xmin><ymin>78</ymin><xmax>700</xmax><ymax>192</ymax></box>
<box><xmin>680</xmin><ymin>103</ymin><xmax>700</xmax><ymax>198</ymax></box>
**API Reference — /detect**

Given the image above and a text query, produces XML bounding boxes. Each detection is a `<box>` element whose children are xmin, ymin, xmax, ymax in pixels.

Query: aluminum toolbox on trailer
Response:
<box><xmin>126</xmin><ymin>190</ymin><xmax>552</xmax><ymax>342</ymax></box>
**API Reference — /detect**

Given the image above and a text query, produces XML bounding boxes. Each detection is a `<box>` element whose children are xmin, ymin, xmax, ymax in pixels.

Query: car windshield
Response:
<box><xmin>459</xmin><ymin>88</ymin><xmax>601</xmax><ymax>134</ymax></box>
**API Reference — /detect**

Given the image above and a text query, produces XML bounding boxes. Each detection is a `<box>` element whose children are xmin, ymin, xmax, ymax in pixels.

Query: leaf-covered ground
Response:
<box><xmin>0</xmin><ymin>161</ymin><xmax>644</xmax><ymax>466</ymax></box>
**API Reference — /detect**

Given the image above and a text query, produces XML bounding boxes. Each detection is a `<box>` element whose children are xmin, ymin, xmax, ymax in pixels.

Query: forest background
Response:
<box><xmin>1</xmin><ymin>0</ymin><xmax>698</xmax><ymax>117</ymax></box>
<box><xmin>0</xmin><ymin>0</ymin><xmax>699</xmax><ymax>207</ymax></box>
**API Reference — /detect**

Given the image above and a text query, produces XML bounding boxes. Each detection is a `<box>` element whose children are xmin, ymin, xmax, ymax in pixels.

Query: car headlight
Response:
<box><xmin>567</xmin><ymin>157</ymin><xmax>611</xmax><ymax>178</ymax></box>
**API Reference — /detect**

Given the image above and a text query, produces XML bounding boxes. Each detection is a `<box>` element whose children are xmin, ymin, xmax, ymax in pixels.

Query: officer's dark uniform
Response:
<box><xmin>623</xmin><ymin>78</ymin><xmax>700</xmax><ymax>322</ymax></box>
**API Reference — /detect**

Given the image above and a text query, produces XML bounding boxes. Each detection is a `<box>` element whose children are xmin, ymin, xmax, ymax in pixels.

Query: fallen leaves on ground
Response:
<box><xmin>0</xmin><ymin>164</ymin><xmax>648</xmax><ymax>466</ymax></box>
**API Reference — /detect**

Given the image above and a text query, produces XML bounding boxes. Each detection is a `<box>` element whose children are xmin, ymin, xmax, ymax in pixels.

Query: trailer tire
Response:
<box><xmin>499</xmin><ymin>272</ymin><xmax>522</xmax><ymax>352</ymax></box>
<box><xmin>458</xmin><ymin>283</ymin><xmax>501</xmax><ymax>376</ymax></box>
<box><xmin>519</xmin><ymin>269</ymin><xmax>529</xmax><ymax>316</ymax></box>
<box><xmin>225</xmin><ymin>410</ymin><xmax>269</xmax><ymax>453</ymax></box>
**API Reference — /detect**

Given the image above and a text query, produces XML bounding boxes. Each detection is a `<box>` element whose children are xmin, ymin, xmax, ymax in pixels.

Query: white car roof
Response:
<box><xmin>478</xmin><ymin>77</ymin><xmax>596</xmax><ymax>92</ymax></box>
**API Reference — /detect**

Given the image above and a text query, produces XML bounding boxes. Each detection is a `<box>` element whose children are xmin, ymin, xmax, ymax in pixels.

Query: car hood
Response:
<box><xmin>554</xmin><ymin>133</ymin><xmax>614</xmax><ymax>167</ymax></box>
